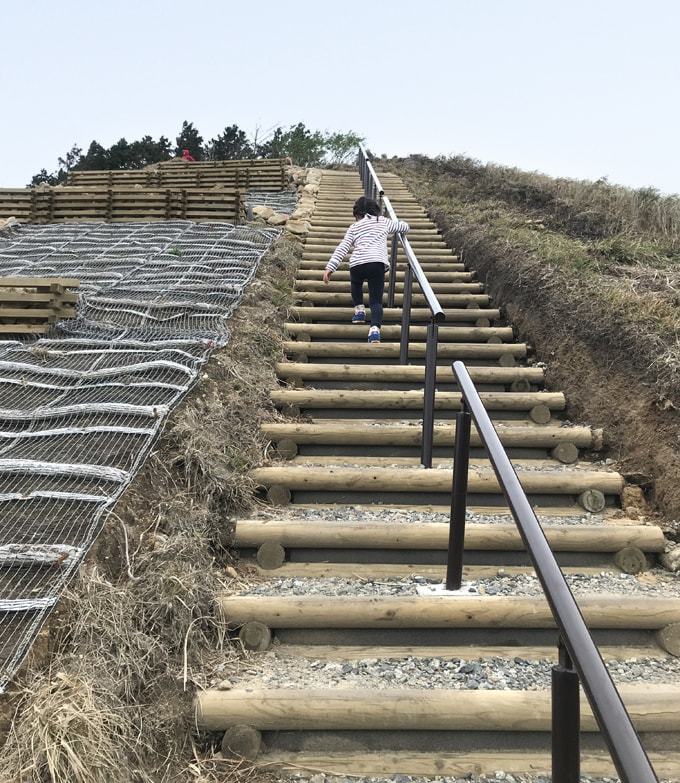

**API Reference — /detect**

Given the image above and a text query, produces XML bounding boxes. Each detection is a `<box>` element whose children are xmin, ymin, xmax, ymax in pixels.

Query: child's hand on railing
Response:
<box><xmin>323</xmin><ymin>269</ymin><xmax>332</xmax><ymax>285</ymax></box>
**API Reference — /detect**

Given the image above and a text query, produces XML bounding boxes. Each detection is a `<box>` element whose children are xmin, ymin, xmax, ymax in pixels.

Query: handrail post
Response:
<box><xmin>399</xmin><ymin>264</ymin><xmax>413</xmax><ymax>365</ymax></box>
<box><xmin>387</xmin><ymin>234</ymin><xmax>398</xmax><ymax>308</ymax></box>
<box><xmin>446</xmin><ymin>399</ymin><xmax>471</xmax><ymax>590</ymax></box>
<box><xmin>552</xmin><ymin>638</ymin><xmax>581</xmax><ymax>783</ymax></box>
<box><xmin>421</xmin><ymin>320</ymin><xmax>438</xmax><ymax>468</ymax></box>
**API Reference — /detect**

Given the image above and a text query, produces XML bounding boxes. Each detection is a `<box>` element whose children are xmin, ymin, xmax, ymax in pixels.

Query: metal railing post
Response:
<box><xmin>552</xmin><ymin>639</ymin><xmax>580</xmax><ymax>783</ymax></box>
<box><xmin>387</xmin><ymin>234</ymin><xmax>398</xmax><ymax>308</ymax></box>
<box><xmin>446</xmin><ymin>400</ymin><xmax>471</xmax><ymax>590</ymax></box>
<box><xmin>421</xmin><ymin>320</ymin><xmax>439</xmax><ymax>468</ymax></box>
<box><xmin>399</xmin><ymin>265</ymin><xmax>413</xmax><ymax>365</ymax></box>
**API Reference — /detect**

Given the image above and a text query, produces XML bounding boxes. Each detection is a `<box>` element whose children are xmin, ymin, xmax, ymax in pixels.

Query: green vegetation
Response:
<box><xmin>31</xmin><ymin>122</ymin><xmax>363</xmax><ymax>185</ymax></box>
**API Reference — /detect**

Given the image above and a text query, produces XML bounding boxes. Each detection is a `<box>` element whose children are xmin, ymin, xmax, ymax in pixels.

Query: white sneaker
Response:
<box><xmin>368</xmin><ymin>326</ymin><xmax>381</xmax><ymax>344</ymax></box>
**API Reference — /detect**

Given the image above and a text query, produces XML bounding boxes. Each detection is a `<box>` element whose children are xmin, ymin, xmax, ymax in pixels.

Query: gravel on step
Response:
<box><xmin>284</xmin><ymin>774</ymin><xmax>675</xmax><ymax>783</ymax></box>
<box><xmin>216</xmin><ymin>651</ymin><xmax>680</xmax><ymax>692</ymax></box>
<box><xmin>249</xmin><ymin>506</ymin><xmax>609</xmax><ymax>527</ymax></box>
<box><xmin>239</xmin><ymin>570</ymin><xmax>680</xmax><ymax>598</ymax></box>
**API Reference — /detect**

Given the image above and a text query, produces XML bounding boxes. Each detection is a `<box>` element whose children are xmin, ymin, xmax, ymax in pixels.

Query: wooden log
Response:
<box><xmin>221</xmin><ymin>725</ymin><xmax>262</xmax><ymax>760</ymax></box>
<box><xmin>283</xmin><ymin>323</ymin><xmax>514</xmax><ymax>343</ymax></box>
<box><xmin>250</xmin><ymin>465</ymin><xmax>623</xmax><ymax>495</ymax></box>
<box><xmin>283</xmin><ymin>341</ymin><xmax>526</xmax><ymax>360</ymax></box>
<box><xmin>290</xmin><ymin>306</ymin><xmax>500</xmax><ymax>322</ymax></box>
<box><xmin>266</xmin><ymin>485</ymin><xmax>291</xmax><ymax>506</ymax></box>
<box><xmin>275</xmin><ymin>438</ymin><xmax>298</xmax><ymax>459</ymax></box>
<box><xmin>262</xmin><ymin>420</ymin><xmax>597</xmax><ymax>448</ymax></box>
<box><xmin>297</xmin><ymin>281</ymin><xmax>484</xmax><ymax>294</ymax></box>
<box><xmin>269</xmin><ymin>390</ymin><xmax>566</xmax><ymax>412</ymax></box>
<box><xmin>275</xmin><ymin>362</ymin><xmax>544</xmax><ymax>385</ymax></box>
<box><xmin>238</xmin><ymin>621</ymin><xmax>272</xmax><ymax>651</ymax></box>
<box><xmin>218</xmin><ymin>594</ymin><xmax>680</xmax><ymax>630</ymax></box>
<box><xmin>294</xmin><ymin>292</ymin><xmax>490</xmax><ymax>307</ymax></box>
<box><xmin>579</xmin><ymin>489</ymin><xmax>606</xmax><ymax>513</ymax></box>
<box><xmin>614</xmin><ymin>546</ymin><xmax>649</xmax><ymax>574</ymax></box>
<box><xmin>255</xmin><ymin>749</ymin><xmax>680</xmax><ymax>778</ymax></box>
<box><xmin>255</xmin><ymin>542</ymin><xmax>286</xmax><ymax>570</ymax></box>
<box><xmin>529</xmin><ymin>404</ymin><xmax>552</xmax><ymax>425</ymax></box>
<box><xmin>233</xmin><ymin>520</ymin><xmax>666</xmax><ymax>553</ymax></box>
<box><xmin>551</xmin><ymin>443</ymin><xmax>579</xmax><ymax>464</ymax></box>
<box><xmin>196</xmin><ymin>685</ymin><xmax>680</xmax><ymax>732</ymax></box>
<box><xmin>656</xmin><ymin>623</ymin><xmax>680</xmax><ymax>656</ymax></box>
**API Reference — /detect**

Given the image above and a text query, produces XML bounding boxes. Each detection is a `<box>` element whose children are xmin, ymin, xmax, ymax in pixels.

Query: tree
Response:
<box><xmin>205</xmin><ymin>125</ymin><xmax>253</xmax><ymax>160</ymax></box>
<box><xmin>260</xmin><ymin>123</ymin><xmax>327</xmax><ymax>167</ymax></box>
<box><xmin>175</xmin><ymin>121</ymin><xmax>203</xmax><ymax>160</ymax></box>
<box><xmin>57</xmin><ymin>144</ymin><xmax>83</xmax><ymax>173</ymax></box>
<box><xmin>30</xmin><ymin>168</ymin><xmax>60</xmax><ymax>186</ymax></box>
<box><xmin>325</xmin><ymin>130</ymin><xmax>364</xmax><ymax>165</ymax></box>
<box><xmin>78</xmin><ymin>141</ymin><xmax>109</xmax><ymax>170</ymax></box>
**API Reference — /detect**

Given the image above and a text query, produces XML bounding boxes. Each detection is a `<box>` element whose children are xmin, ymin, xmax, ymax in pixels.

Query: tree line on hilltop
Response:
<box><xmin>31</xmin><ymin>122</ymin><xmax>363</xmax><ymax>186</ymax></box>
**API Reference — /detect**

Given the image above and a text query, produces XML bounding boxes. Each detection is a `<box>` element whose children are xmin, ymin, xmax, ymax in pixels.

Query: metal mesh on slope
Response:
<box><xmin>246</xmin><ymin>190</ymin><xmax>298</xmax><ymax>215</ymax></box>
<box><xmin>0</xmin><ymin>220</ymin><xmax>279</xmax><ymax>691</ymax></box>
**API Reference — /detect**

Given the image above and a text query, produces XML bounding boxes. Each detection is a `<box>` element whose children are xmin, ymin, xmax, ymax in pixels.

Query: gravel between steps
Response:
<box><xmin>239</xmin><ymin>570</ymin><xmax>680</xmax><ymax>597</ymax></box>
<box><xmin>284</xmin><ymin>774</ymin><xmax>676</xmax><ymax>783</ymax></box>
<box><xmin>250</xmin><ymin>506</ymin><xmax>610</xmax><ymax>527</ymax></box>
<box><xmin>216</xmin><ymin>651</ymin><xmax>680</xmax><ymax>691</ymax></box>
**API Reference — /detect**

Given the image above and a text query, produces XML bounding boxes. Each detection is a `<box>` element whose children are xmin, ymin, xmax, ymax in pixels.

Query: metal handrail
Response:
<box><xmin>449</xmin><ymin>360</ymin><xmax>658</xmax><ymax>783</ymax></box>
<box><xmin>357</xmin><ymin>144</ymin><xmax>445</xmax><ymax>466</ymax></box>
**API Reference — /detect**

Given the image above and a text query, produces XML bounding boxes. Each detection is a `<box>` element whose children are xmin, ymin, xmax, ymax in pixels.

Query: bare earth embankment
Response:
<box><xmin>390</xmin><ymin>155</ymin><xmax>680</xmax><ymax>531</ymax></box>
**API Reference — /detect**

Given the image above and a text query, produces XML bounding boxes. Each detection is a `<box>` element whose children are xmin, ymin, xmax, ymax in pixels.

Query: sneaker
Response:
<box><xmin>351</xmin><ymin>309</ymin><xmax>366</xmax><ymax>324</ymax></box>
<box><xmin>368</xmin><ymin>326</ymin><xmax>381</xmax><ymax>344</ymax></box>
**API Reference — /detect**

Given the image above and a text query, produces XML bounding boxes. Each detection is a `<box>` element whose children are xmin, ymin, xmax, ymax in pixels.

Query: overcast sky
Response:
<box><xmin>2</xmin><ymin>0</ymin><xmax>679</xmax><ymax>192</ymax></box>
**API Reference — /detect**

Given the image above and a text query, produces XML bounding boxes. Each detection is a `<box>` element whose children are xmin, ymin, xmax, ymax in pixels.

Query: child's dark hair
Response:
<box><xmin>353</xmin><ymin>196</ymin><xmax>381</xmax><ymax>220</ymax></box>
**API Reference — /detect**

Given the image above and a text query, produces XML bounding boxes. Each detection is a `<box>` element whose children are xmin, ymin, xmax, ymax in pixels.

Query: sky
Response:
<box><xmin>2</xmin><ymin>0</ymin><xmax>680</xmax><ymax>192</ymax></box>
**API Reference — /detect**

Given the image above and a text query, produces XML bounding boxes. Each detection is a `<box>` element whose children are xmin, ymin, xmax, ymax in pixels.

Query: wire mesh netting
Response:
<box><xmin>0</xmin><ymin>219</ymin><xmax>280</xmax><ymax>691</ymax></box>
<box><xmin>246</xmin><ymin>190</ymin><xmax>298</xmax><ymax>215</ymax></box>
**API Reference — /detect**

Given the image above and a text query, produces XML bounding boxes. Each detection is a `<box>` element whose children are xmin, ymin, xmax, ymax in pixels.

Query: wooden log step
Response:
<box><xmin>282</xmin><ymin>341</ymin><xmax>526</xmax><ymax>360</ymax></box>
<box><xmin>310</xmin><ymin>219</ymin><xmax>433</xmax><ymax>229</ymax></box>
<box><xmin>196</xmin><ymin>684</ymin><xmax>680</xmax><ymax>732</ymax></box>
<box><xmin>270</xmin><ymin>389</ymin><xmax>565</xmax><ymax>411</ymax></box>
<box><xmin>275</xmin><ymin>362</ymin><xmax>545</xmax><ymax>385</ymax></box>
<box><xmin>250</xmin><ymin>465</ymin><xmax>622</xmax><ymax>495</ymax></box>
<box><xmin>274</xmin><ymin>642</ymin><xmax>668</xmax><ymax>662</ymax></box>
<box><xmin>297</xmin><ymin>270</ymin><xmax>471</xmax><ymax>283</ymax></box>
<box><xmin>285</xmin><ymin>456</ymin><xmax>580</xmax><ymax>469</ymax></box>
<box><xmin>298</xmin><ymin>261</ymin><xmax>465</xmax><ymax>273</ymax></box>
<box><xmin>289</xmin><ymin>307</ymin><xmax>499</xmax><ymax>323</ymax></box>
<box><xmin>255</xmin><ymin>749</ymin><xmax>680</xmax><ymax>778</ymax></box>
<box><xmin>0</xmin><ymin>324</ymin><xmax>50</xmax><ymax>334</ymax></box>
<box><xmin>294</xmin><ymin>292</ymin><xmax>490</xmax><ymax>307</ymax></box>
<box><xmin>263</xmin><ymin>420</ymin><xmax>594</xmax><ymax>449</ymax></box>
<box><xmin>302</xmin><ymin>249</ymin><xmax>454</xmax><ymax>260</ymax></box>
<box><xmin>247</xmin><ymin>562</ymin><xmax>614</xmax><ymax>579</ymax></box>
<box><xmin>306</xmin><ymin>229</ymin><xmax>444</xmax><ymax>241</ymax></box>
<box><xmin>217</xmin><ymin>594</ymin><xmax>680</xmax><ymax>630</ymax></box>
<box><xmin>296</xmin><ymin>281</ymin><xmax>484</xmax><ymax>294</ymax></box>
<box><xmin>234</xmin><ymin>516</ymin><xmax>666</xmax><ymax>553</ymax></box>
<box><xmin>284</xmin><ymin>323</ymin><xmax>513</xmax><ymax>342</ymax></box>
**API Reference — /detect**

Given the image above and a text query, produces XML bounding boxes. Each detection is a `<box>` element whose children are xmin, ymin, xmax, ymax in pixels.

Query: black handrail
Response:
<box><xmin>357</xmin><ymin>145</ymin><xmax>444</xmax><ymax>467</ymax></box>
<box><xmin>449</xmin><ymin>360</ymin><xmax>658</xmax><ymax>783</ymax></box>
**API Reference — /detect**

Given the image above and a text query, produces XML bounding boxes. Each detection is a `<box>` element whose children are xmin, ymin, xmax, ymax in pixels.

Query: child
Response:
<box><xmin>323</xmin><ymin>197</ymin><xmax>410</xmax><ymax>343</ymax></box>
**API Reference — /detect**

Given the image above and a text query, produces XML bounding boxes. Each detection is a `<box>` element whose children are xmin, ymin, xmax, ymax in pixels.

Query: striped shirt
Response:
<box><xmin>325</xmin><ymin>215</ymin><xmax>410</xmax><ymax>272</ymax></box>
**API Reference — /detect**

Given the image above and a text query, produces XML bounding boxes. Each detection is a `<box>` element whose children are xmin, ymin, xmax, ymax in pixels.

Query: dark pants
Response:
<box><xmin>350</xmin><ymin>262</ymin><xmax>385</xmax><ymax>327</ymax></box>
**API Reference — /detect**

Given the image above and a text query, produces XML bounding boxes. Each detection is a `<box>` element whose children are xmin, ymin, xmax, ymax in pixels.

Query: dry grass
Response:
<box><xmin>0</xmin><ymin>234</ymin><xmax>301</xmax><ymax>783</ymax></box>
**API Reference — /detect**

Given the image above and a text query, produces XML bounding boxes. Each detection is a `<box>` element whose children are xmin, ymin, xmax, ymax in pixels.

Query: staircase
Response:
<box><xmin>197</xmin><ymin>169</ymin><xmax>680</xmax><ymax>778</ymax></box>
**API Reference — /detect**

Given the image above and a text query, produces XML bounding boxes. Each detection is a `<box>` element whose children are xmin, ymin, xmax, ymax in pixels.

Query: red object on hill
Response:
<box><xmin>181</xmin><ymin>149</ymin><xmax>196</xmax><ymax>162</ymax></box>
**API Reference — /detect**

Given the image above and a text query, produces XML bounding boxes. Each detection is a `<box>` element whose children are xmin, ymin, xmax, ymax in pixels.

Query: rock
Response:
<box><xmin>252</xmin><ymin>205</ymin><xmax>275</xmax><ymax>220</ymax></box>
<box><xmin>224</xmin><ymin>565</ymin><xmax>238</xmax><ymax>578</ymax></box>
<box><xmin>303</xmin><ymin>183</ymin><xmax>319</xmax><ymax>195</ymax></box>
<box><xmin>661</xmin><ymin>543</ymin><xmax>680</xmax><ymax>572</ymax></box>
<box><xmin>268</xmin><ymin>212</ymin><xmax>288</xmax><ymax>226</ymax></box>
<box><xmin>216</xmin><ymin>678</ymin><xmax>233</xmax><ymax>690</ymax></box>
<box><xmin>0</xmin><ymin>217</ymin><xmax>19</xmax><ymax>232</ymax></box>
<box><xmin>286</xmin><ymin>220</ymin><xmax>310</xmax><ymax>237</ymax></box>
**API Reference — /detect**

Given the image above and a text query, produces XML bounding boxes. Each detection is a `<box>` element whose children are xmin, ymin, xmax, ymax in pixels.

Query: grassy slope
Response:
<box><xmin>389</xmin><ymin>155</ymin><xmax>680</xmax><ymax>524</ymax></box>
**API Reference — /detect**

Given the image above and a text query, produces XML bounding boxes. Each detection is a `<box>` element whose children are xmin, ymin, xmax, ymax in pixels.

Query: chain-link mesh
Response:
<box><xmin>0</xmin><ymin>219</ymin><xmax>279</xmax><ymax>691</ymax></box>
<box><xmin>246</xmin><ymin>190</ymin><xmax>298</xmax><ymax>215</ymax></box>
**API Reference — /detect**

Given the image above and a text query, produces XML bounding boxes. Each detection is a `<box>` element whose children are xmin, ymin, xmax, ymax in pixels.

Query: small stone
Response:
<box><xmin>216</xmin><ymin>679</ymin><xmax>233</xmax><ymax>690</ymax></box>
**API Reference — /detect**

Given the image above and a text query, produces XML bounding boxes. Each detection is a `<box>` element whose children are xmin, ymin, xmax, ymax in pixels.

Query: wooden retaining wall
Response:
<box><xmin>0</xmin><ymin>186</ymin><xmax>244</xmax><ymax>224</ymax></box>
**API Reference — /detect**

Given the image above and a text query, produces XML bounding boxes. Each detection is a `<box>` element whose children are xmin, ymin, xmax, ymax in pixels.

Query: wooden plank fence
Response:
<box><xmin>0</xmin><ymin>187</ymin><xmax>244</xmax><ymax>224</ymax></box>
<box><xmin>0</xmin><ymin>277</ymin><xmax>79</xmax><ymax>335</ymax></box>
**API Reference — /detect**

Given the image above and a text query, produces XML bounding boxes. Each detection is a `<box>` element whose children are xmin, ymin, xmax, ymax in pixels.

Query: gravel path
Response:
<box><xmin>215</xmin><ymin>651</ymin><xmax>680</xmax><ymax>691</ymax></box>
<box><xmin>250</xmin><ymin>506</ymin><xmax>609</xmax><ymax>527</ymax></box>
<box><xmin>239</xmin><ymin>571</ymin><xmax>680</xmax><ymax>598</ymax></box>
